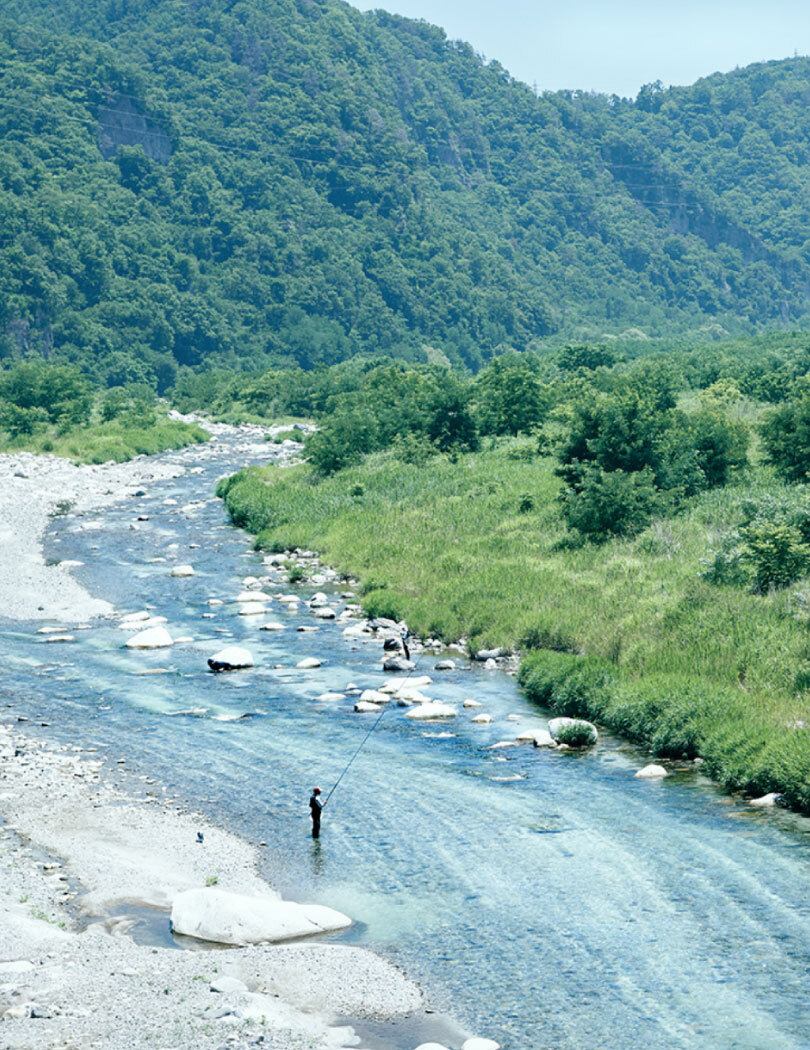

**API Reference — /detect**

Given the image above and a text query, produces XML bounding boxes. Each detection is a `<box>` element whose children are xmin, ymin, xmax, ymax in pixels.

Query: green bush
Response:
<box><xmin>554</xmin><ymin>721</ymin><xmax>597</xmax><ymax>747</ymax></box>
<box><xmin>561</xmin><ymin>466</ymin><xmax>660</xmax><ymax>540</ymax></box>
<box><xmin>740</xmin><ymin>521</ymin><xmax>810</xmax><ymax>593</ymax></box>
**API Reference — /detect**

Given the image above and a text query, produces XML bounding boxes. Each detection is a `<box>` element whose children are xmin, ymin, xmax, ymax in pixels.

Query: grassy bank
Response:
<box><xmin>0</xmin><ymin>413</ymin><xmax>209</xmax><ymax>464</ymax></box>
<box><xmin>218</xmin><ymin>441</ymin><xmax>810</xmax><ymax>811</ymax></box>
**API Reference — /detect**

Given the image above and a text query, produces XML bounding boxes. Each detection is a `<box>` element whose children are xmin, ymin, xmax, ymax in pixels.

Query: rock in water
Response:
<box><xmin>405</xmin><ymin>701</ymin><xmax>457</xmax><ymax>720</ymax></box>
<box><xmin>749</xmin><ymin>792</ymin><xmax>782</xmax><ymax>807</ymax></box>
<box><xmin>313</xmin><ymin>606</ymin><xmax>336</xmax><ymax>619</ymax></box>
<box><xmin>462</xmin><ymin>1040</ymin><xmax>501</xmax><ymax>1050</ymax></box>
<box><xmin>208</xmin><ymin>647</ymin><xmax>254</xmax><ymax>671</ymax></box>
<box><xmin>434</xmin><ymin>659</ymin><xmax>456</xmax><ymax>670</ymax></box>
<box><xmin>297</xmin><ymin>656</ymin><xmax>322</xmax><ymax>669</ymax></box>
<box><xmin>238</xmin><ymin>602</ymin><xmax>266</xmax><ymax>616</ymax></box>
<box><xmin>383</xmin><ymin>655</ymin><xmax>415</xmax><ymax>672</ymax></box>
<box><xmin>171</xmin><ymin>564</ymin><xmax>195</xmax><ymax>577</ymax></box>
<box><xmin>126</xmin><ymin>626</ymin><xmax>173</xmax><ymax>649</ymax></box>
<box><xmin>475</xmin><ymin>647</ymin><xmax>504</xmax><ymax>661</ymax></box>
<box><xmin>259</xmin><ymin>622</ymin><xmax>285</xmax><ymax>631</ymax></box>
<box><xmin>634</xmin><ymin>764</ymin><xmax>668</xmax><ymax>779</ymax></box>
<box><xmin>471</xmin><ymin>713</ymin><xmax>492</xmax><ymax>724</ymax></box>
<box><xmin>170</xmin><ymin>887</ymin><xmax>351</xmax><ymax>945</ymax></box>
<box><xmin>547</xmin><ymin>717</ymin><xmax>598</xmax><ymax>747</ymax></box>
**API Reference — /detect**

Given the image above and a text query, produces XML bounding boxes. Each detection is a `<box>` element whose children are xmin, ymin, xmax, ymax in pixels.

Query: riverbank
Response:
<box><xmin>216</xmin><ymin>445</ymin><xmax>810</xmax><ymax>812</ymax></box>
<box><xmin>0</xmin><ymin>722</ymin><xmax>422</xmax><ymax>1050</ymax></box>
<box><xmin>0</xmin><ymin>420</ymin><xmax>299</xmax><ymax>622</ymax></box>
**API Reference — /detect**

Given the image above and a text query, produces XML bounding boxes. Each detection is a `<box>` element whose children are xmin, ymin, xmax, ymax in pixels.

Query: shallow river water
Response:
<box><xmin>3</xmin><ymin>435</ymin><xmax>810</xmax><ymax>1050</ymax></box>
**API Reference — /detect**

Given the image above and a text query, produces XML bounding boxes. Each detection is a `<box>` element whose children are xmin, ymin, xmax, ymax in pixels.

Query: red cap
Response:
<box><xmin>313</xmin><ymin>786</ymin><xmax>321</xmax><ymax>794</ymax></box>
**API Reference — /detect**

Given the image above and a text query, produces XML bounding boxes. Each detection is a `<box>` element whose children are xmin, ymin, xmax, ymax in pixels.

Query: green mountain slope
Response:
<box><xmin>2</xmin><ymin>0</ymin><xmax>810</xmax><ymax>385</ymax></box>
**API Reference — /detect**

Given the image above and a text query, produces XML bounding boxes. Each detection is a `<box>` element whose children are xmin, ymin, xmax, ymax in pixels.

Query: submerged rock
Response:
<box><xmin>208</xmin><ymin>647</ymin><xmax>254</xmax><ymax>671</ymax></box>
<box><xmin>170</xmin><ymin>887</ymin><xmax>350</xmax><ymax>945</ymax></box>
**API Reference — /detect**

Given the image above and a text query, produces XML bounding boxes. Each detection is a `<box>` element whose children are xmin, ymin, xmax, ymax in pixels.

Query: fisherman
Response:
<box><xmin>309</xmin><ymin>786</ymin><xmax>324</xmax><ymax>839</ymax></box>
<box><xmin>400</xmin><ymin>626</ymin><xmax>410</xmax><ymax>661</ymax></box>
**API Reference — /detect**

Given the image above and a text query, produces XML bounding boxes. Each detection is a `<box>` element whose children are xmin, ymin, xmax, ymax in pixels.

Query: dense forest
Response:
<box><xmin>3</xmin><ymin>0</ymin><xmax>810</xmax><ymax>388</ymax></box>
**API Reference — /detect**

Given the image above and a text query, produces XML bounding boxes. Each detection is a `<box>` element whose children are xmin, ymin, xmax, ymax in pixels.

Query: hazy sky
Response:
<box><xmin>353</xmin><ymin>0</ymin><xmax>810</xmax><ymax>98</ymax></box>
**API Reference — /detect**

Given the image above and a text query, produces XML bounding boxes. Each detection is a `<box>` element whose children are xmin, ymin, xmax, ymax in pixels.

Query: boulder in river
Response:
<box><xmin>126</xmin><ymin>626</ymin><xmax>173</xmax><ymax>649</ymax></box>
<box><xmin>313</xmin><ymin>607</ymin><xmax>336</xmax><ymax>619</ymax></box>
<box><xmin>171</xmin><ymin>564</ymin><xmax>195</xmax><ymax>577</ymax></box>
<box><xmin>297</xmin><ymin>657</ymin><xmax>322</xmax><ymax>669</ymax></box>
<box><xmin>634</xmin><ymin>764</ymin><xmax>668</xmax><ymax>779</ymax></box>
<box><xmin>471</xmin><ymin>713</ymin><xmax>492</xmax><ymax>724</ymax></box>
<box><xmin>259</xmin><ymin>622</ymin><xmax>285</xmax><ymax>631</ymax></box>
<box><xmin>462</xmin><ymin>1039</ymin><xmax>501</xmax><ymax>1050</ymax></box>
<box><xmin>547</xmin><ymin>717</ymin><xmax>598</xmax><ymax>748</ymax></box>
<box><xmin>208</xmin><ymin>647</ymin><xmax>254</xmax><ymax>671</ymax></box>
<box><xmin>170</xmin><ymin>887</ymin><xmax>350</xmax><ymax>945</ymax></box>
<box><xmin>434</xmin><ymin>659</ymin><xmax>456</xmax><ymax>670</ymax></box>
<box><xmin>405</xmin><ymin>701</ymin><xmax>456</xmax><ymax>720</ymax></box>
<box><xmin>238</xmin><ymin>602</ymin><xmax>266</xmax><ymax>616</ymax></box>
<box><xmin>383</xmin><ymin>637</ymin><xmax>403</xmax><ymax>651</ymax></box>
<box><xmin>237</xmin><ymin>590</ymin><xmax>269</xmax><ymax>603</ymax></box>
<box><xmin>383</xmin><ymin>655</ymin><xmax>415</xmax><ymax>672</ymax></box>
<box><xmin>360</xmin><ymin>689</ymin><xmax>390</xmax><ymax>705</ymax></box>
<box><xmin>462</xmin><ymin>698</ymin><xmax>483</xmax><ymax>708</ymax></box>
<box><xmin>355</xmin><ymin>700</ymin><xmax>381</xmax><ymax>712</ymax></box>
<box><xmin>475</xmin><ymin>647</ymin><xmax>505</xmax><ymax>661</ymax></box>
<box><xmin>749</xmin><ymin>792</ymin><xmax>782</xmax><ymax>807</ymax></box>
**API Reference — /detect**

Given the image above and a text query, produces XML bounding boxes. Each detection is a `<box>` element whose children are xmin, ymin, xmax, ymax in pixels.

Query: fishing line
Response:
<box><xmin>324</xmin><ymin>638</ymin><xmax>428</xmax><ymax>807</ymax></box>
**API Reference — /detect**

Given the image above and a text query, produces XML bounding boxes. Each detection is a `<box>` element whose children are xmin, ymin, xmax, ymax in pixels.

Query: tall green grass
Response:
<box><xmin>0</xmin><ymin>415</ymin><xmax>209</xmax><ymax>464</ymax></box>
<box><xmin>218</xmin><ymin>442</ymin><xmax>810</xmax><ymax>811</ymax></box>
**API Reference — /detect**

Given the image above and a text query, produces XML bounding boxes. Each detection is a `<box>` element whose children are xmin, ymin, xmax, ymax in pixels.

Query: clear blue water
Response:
<box><xmin>4</xmin><ymin>437</ymin><xmax>810</xmax><ymax>1050</ymax></box>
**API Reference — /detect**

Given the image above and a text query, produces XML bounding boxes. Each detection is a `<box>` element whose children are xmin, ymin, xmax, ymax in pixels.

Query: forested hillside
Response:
<box><xmin>3</xmin><ymin>0</ymin><xmax>810</xmax><ymax>386</ymax></box>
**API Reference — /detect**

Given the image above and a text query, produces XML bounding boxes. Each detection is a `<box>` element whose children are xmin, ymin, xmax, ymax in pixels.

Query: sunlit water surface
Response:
<box><xmin>3</xmin><ymin>436</ymin><xmax>810</xmax><ymax>1050</ymax></box>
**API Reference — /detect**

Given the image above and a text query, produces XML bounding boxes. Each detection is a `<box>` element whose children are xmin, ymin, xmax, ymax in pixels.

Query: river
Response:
<box><xmin>3</xmin><ymin>433</ymin><xmax>810</xmax><ymax>1050</ymax></box>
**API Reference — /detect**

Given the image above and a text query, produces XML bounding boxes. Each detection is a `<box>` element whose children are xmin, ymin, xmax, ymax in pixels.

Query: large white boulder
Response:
<box><xmin>126</xmin><ymin>626</ymin><xmax>173</xmax><ymax>649</ymax></box>
<box><xmin>297</xmin><ymin>657</ymin><xmax>322</xmax><ymax>669</ymax></box>
<box><xmin>313</xmin><ymin>607</ymin><xmax>336</xmax><ymax>620</ymax></box>
<box><xmin>238</xmin><ymin>602</ymin><xmax>266</xmax><ymax>616</ymax></box>
<box><xmin>120</xmin><ymin>610</ymin><xmax>150</xmax><ymax>623</ymax></box>
<box><xmin>405</xmin><ymin>702</ymin><xmax>456</xmax><ymax>720</ymax></box>
<box><xmin>471</xmin><ymin>713</ymin><xmax>492</xmax><ymax>724</ymax></box>
<box><xmin>634</xmin><ymin>764</ymin><xmax>668</xmax><ymax>779</ymax></box>
<box><xmin>170</xmin><ymin>888</ymin><xmax>350</xmax><ymax>946</ymax></box>
<box><xmin>171</xmin><ymin>564</ymin><xmax>195</xmax><ymax>577</ymax></box>
<box><xmin>259</xmin><ymin>621</ymin><xmax>285</xmax><ymax>631</ymax></box>
<box><xmin>355</xmin><ymin>700</ymin><xmax>382</xmax><ymax>712</ymax></box>
<box><xmin>208</xmin><ymin>647</ymin><xmax>254</xmax><ymax>671</ymax></box>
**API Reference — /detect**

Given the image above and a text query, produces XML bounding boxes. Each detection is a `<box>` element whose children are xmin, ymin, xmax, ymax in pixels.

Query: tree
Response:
<box><xmin>760</xmin><ymin>396</ymin><xmax>810</xmax><ymax>482</ymax></box>
<box><xmin>561</xmin><ymin>466</ymin><xmax>660</xmax><ymax>541</ymax></box>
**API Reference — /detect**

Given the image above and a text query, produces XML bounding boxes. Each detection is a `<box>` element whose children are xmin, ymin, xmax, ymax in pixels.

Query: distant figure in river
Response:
<box><xmin>309</xmin><ymin>786</ymin><xmax>323</xmax><ymax>839</ymax></box>
<box><xmin>400</xmin><ymin>627</ymin><xmax>410</xmax><ymax>661</ymax></box>
<box><xmin>196</xmin><ymin>831</ymin><xmax>204</xmax><ymax>844</ymax></box>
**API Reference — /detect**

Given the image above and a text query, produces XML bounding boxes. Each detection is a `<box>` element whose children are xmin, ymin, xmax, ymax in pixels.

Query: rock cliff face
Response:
<box><xmin>98</xmin><ymin>97</ymin><xmax>172</xmax><ymax>163</ymax></box>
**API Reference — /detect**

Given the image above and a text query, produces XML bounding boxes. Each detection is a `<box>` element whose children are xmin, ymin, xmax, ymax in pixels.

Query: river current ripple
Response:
<box><xmin>3</xmin><ymin>435</ymin><xmax>810</xmax><ymax>1050</ymax></box>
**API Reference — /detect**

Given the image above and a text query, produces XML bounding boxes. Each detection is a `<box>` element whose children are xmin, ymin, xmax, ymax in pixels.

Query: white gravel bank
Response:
<box><xmin>0</xmin><ymin>723</ymin><xmax>422</xmax><ymax>1050</ymax></box>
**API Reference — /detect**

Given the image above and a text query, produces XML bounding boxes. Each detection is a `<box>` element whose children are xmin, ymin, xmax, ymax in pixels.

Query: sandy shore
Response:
<box><xmin>0</xmin><ymin>419</ymin><xmax>303</xmax><ymax>622</ymax></box>
<box><xmin>0</xmin><ymin>723</ymin><xmax>422</xmax><ymax>1050</ymax></box>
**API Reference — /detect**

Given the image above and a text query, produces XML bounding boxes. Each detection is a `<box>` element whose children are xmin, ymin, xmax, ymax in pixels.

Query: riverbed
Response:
<box><xmin>3</xmin><ymin>433</ymin><xmax>810</xmax><ymax>1050</ymax></box>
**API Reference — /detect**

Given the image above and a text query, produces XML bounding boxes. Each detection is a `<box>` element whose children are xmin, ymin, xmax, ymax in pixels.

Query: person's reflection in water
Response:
<box><xmin>310</xmin><ymin>838</ymin><xmax>324</xmax><ymax>877</ymax></box>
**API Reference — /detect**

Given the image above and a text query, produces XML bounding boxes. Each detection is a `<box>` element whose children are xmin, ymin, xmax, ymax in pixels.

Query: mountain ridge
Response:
<box><xmin>2</xmin><ymin>0</ymin><xmax>810</xmax><ymax>386</ymax></box>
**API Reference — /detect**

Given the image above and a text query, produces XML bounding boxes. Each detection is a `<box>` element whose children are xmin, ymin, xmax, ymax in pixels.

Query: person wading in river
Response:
<box><xmin>309</xmin><ymin>786</ymin><xmax>324</xmax><ymax>839</ymax></box>
<box><xmin>400</xmin><ymin>627</ymin><xmax>410</xmax><ymax>661</ymax></box>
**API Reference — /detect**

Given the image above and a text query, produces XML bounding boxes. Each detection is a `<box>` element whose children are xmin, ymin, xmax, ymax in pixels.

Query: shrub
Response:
<box><xmin>740</xmin><ymin>521</ymin><xmax>810</xmax><ymax>593</ymax></box>
<box><xmin>562</xmin><ymin>466</ymin><xmax>660</xmax><ymax>541</ymax></box>
<box><xmin>554</xmin><ymin>721</ymin><xmax>597</xmax><ymax>747</ymax></box>
<box><xmin>760</xmin><ymin>396</ymin><xmax>810</xmax><ymax>482</ymax></box>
